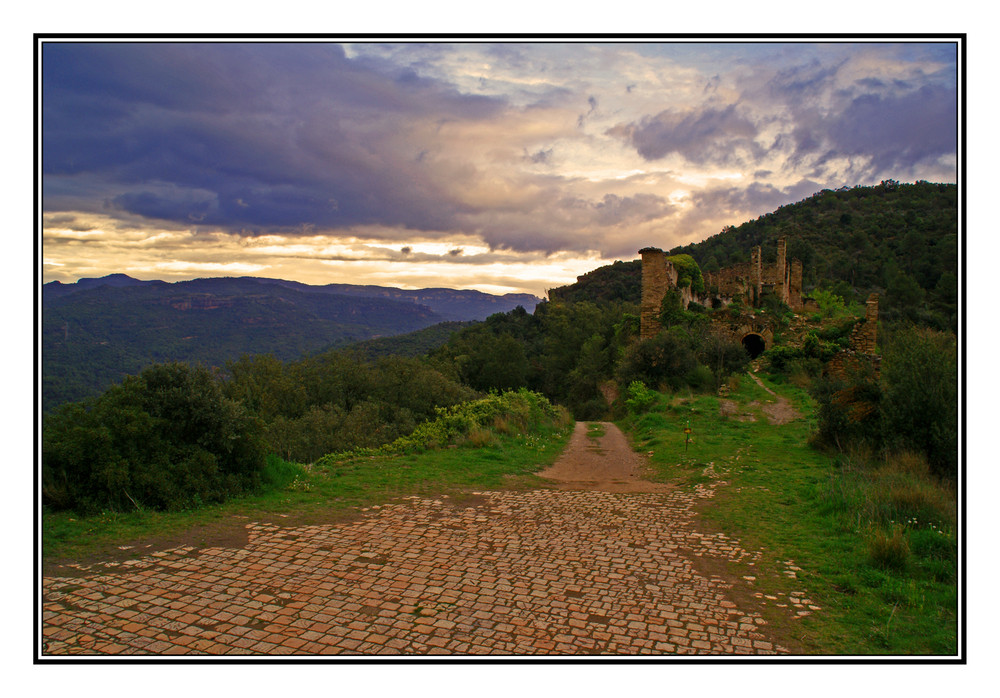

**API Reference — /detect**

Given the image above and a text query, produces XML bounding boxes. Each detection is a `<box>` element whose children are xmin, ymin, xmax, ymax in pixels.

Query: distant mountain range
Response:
<box><xmin>42</xmin><ymin>275</ymin><xmax>541</xmax><ymax>409</ymax></box>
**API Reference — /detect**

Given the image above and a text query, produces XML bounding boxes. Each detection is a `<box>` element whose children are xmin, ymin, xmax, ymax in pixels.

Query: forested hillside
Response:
<box><xmin>549</xmin><ymin>180</ymin><xmax>957</xmax><ymax>332</ymax></box>
<box><xmin>341</xmin><ymin>321</ymin><xmax>476</xmax><ymax>362</ymax></box>
<box><xmin>42</xmin><ymin>277</ymin><xmax>539</xmax><ymax>409</ymax></box>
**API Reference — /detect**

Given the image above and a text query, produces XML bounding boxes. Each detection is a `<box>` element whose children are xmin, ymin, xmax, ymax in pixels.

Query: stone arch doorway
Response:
<box><xmin>741</xmin><ymin>332</ymin><xmax>766</xmax><ymax>359</ymax></box>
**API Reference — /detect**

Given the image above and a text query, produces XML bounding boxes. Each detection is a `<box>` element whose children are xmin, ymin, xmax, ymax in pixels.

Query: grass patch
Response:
<box><xmin>618</xmin><ymin>372</ymin><xmax>958</xmax><ymax>655</ymax></box>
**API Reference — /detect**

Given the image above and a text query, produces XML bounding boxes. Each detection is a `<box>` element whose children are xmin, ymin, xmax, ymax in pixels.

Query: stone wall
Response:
<box><xmin>639</xmin><ymin>237</ymin><xmax>806</xmax><ymax>345</ymax></box>
<box><xmin>700</xmin><ymin>237</ymin><xmax>804</xmax><ymax>312</ymax></box>
<box><xmin>637</xmin><ymin>238</ymin><xmax>880</xmax><ymax>377</ymax></box>
<box><xmin>826</xmin><ymin>293</ymin><xmax>881</xmax><ymax>379</ymax></box>
<box><xmin>848</xmin><ymin>294</ymin><xmax>879</xmax><ymax>354</ymax></box>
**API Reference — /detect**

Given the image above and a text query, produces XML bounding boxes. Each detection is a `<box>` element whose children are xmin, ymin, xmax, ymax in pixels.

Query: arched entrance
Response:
<box><xmin>741</xmin><ymin>332</ymin><xmax>766</xmax><ymax>359</ymax></box>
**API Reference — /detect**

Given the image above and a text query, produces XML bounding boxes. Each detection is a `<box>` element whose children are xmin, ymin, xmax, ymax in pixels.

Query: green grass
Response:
<box><xmin>586</xmin><ymin>422</ymin><xmax>607</xmax><ymax>440</ymax></box>
<box><xmin>619</xmin><ymin>373</ymin><xmax>958</xmax><ymax>656</ymax></box>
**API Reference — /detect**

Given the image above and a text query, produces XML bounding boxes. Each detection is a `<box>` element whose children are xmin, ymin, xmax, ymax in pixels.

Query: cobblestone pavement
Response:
<box><xmin>42</xmin><ymin>482</ymin><xmax>793</xmax><ymax>656</ymax></box>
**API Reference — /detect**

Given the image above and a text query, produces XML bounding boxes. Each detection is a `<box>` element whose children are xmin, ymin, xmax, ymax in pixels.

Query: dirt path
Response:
<box><xmin>537</xmin><ymin>421</ymin><xmax>674</xmax><ymax>493</ymax></box>
<box><xmin>749</xmin><ymin>373</ymin><xmax>801</xmax><ymax>425</ymax></box>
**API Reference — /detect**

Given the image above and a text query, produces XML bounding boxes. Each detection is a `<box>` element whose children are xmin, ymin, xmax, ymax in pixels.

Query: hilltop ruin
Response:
<box><xmin>639</xmin><ymin>237</ymin><xmax>880</xmax><ymax>366</ymax></box>
<box><xmin>639</xmin><ymin>237</ymin><xmax>805</xmax><ymax>341</ymax></box>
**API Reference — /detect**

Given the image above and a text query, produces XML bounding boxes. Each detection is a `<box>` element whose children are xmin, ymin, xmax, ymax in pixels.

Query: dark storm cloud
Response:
<box><xmin>823</xmin><ymin>84</ymin><xmax>957</xmax><ymax>172</ymax></box>
<box><xmin>764</xmin><ymin>55</ymin><xmax>957</xmax><ymax>178</ymax></box>
<box><xmin>608</xmin><ymin>104</ymin><xmax>761</xmax><ymax>165</ymax></box>
<box><xmin>42</xmin><ymin>42</ymin><xmax>506</xmax><ymax>233</ymax></box>
<box><xmin>609</xmin><ymin>48</ymin><xmax>955</xmax><ymax>182</ymax></box>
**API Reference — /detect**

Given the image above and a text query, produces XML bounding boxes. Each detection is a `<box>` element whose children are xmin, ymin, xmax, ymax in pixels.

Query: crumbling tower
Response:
<box><xmin>639</xmin><ymin>247</ymin><xmax>669</xmax><ymax>340</ymax></box>
<box><xmin>775</xmin><ymin>237</ymin><xmax>788</xmax><ymax>303</ymax></box>
<box><xmin>789</xmin><ymin>259</ymin><xmax>803</xmax><ymax>309</ymax></box>
<box><xmin>849</xmin><ymin>293</ymin><xmax>879</xmax><ymax>354</ymax></box>
<box><xmin>750</xmin><ymin>246</ymin><xmax>763</xmax><ymax>305</ymax></box>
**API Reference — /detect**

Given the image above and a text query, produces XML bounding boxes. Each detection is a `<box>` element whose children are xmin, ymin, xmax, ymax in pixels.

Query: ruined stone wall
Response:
<box><xmin>827</xmin><ymin>293</ymin><xmax>881</xmax><ymax>379</ymax></box>
<box><xmin>640</xmin><ymin>237</ymin><xmax>805</xmax><ymax>341</ymax></box>
<box><xmin>848</xmin><ymin>294</ymin><xmax>880</xmax><ymax>354</ymax></box>
<box><xmin>788</xmin><ymin>260</ymin><xmax>803</xmax><ymax>309</ymax></box>
<box><xmin>703</xmin><ymin>261</ymin><xmax>756</xmax><ymax>305</ymax></box>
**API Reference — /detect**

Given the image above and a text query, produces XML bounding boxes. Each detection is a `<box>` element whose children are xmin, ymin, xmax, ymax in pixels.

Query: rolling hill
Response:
<box><xmin>42</xmin><ymin>276</ymin><xmax>540</xmax><ymax>409</ymax></box>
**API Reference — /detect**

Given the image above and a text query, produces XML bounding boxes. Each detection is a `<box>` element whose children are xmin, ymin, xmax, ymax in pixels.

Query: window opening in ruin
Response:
<box><xmin>742</xmin><ymin>333</ymin><xmax>766</xmax><ymax>359</ymax></box>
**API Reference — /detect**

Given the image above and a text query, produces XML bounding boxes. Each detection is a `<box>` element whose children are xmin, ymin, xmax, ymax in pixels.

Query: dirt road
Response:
<box><xmin>538</xmin><ymin>421</ymin><xmax>675</xmax><ymax>492</ymax></box>
<box><xmin>41</xmin><ymin>422</ymin><xmax>794</xmax><ymax>656</ymax></box>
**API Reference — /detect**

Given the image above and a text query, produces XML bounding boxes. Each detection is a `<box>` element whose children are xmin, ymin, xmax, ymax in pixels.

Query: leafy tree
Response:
<box><xmin>880</xmin><ymin>327</ymin><xmax>958</xmax><ymax>479</ymax></box>
<box><xmin>43</xmin><ymin>363</ymin><xmax>266</xmax><ymax>513</ymax></box>
<box><xmin>666</xmin><ymin>254</ymin><xmax>705</xmax><ymax>293</ymax></box>
<box><xmin>461</xmin><ymin>333</ymin><xmax>529</xmax><ymax>392</ymax></box>
<box><xmin>617</xmin><ymin>328</ymin><xmax>699</xmax><ymax>392</ymax></box>
<box><xmin>885</xmin><ymin>272</ymin><xmax>926</xmax><ymax>324</ymax></box>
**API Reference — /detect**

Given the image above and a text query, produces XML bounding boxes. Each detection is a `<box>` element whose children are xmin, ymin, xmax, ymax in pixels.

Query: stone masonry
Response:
<box><xmin>42</xmin><ymin>487</ymin><xmax>794</xmax><ymax>656</ymax></box>
<box><xmin>826</xmin><ymin>293</ymin><xmax>881</xmax><ymax>379</ymax></box>
<box><xmin>639</xmin><ymin>238</ymin><xmax>804</xmax><ymax>342</ymax></box>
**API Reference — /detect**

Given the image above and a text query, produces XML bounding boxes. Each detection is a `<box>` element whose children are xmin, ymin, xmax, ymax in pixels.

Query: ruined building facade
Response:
<box><xmin>639</xmin><ymin>237</ymin><xmax>804</xmax><ymax>341</ymax></box>
<box><xmin>639</xmin><ymin>237</ymin><xmax>881</xmax><ymax>368</ymax></box>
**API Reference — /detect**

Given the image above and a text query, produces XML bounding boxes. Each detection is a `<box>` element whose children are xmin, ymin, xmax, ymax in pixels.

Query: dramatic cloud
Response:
<box><xmin>608</xmin><ymin>105</ymin><xmax>762</xmax><ymax>165</ymax></box>
<box><xmin>41</xmin><ymin>40</ymin><xmax>958</xmax><ymax>295</ymax></box>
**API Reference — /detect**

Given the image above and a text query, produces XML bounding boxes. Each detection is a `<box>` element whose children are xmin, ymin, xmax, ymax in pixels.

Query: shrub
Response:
<box><xmin>880</xmin><ymin>327</ymin><xmax>958</xmax><ymax>479</ymax></box>
<box><xmin>617</xmin><ymin>329</ymin><xmax>698</xmax><ymax>391</ymax></box>
<box><xmin>624</xmin><ymin>381</ymin><xmax>658</xmax><ymax>414</ymax></box>
<box><xmin>685</xmin><ymin>364</ymin><xmax>715</xmax><ymax>391</ymax></box>
<box><xmin>43</xmin><ymin>363</ymin><xmax>266</xmax><ymax>514</ymax></box>
<box><xmin>696</xmin><ymin>332</ymin><xmax>749</xmax><ymax>384</ymax></box>
<box><xmin>764</xmin><ymin>345</ymin><xmax>805</xmax><ymax>373</ymax></box>
<box><xmin>260</xmin><ymin>453</ymin><xmax>306</xmax><ymax>489</ymax></box>
<box><xmin>810</xmin><ymin>364</ymin><xmax>882</xmax><ymax>452</ymax></box>
<box><xmin>811</xmin><ymin>288</ymin><xmax>848</xmax><ymax>318</ymax></box>
<box><xmin>314</xmin><ymin>389</ymin><xmax>569</xmax><ymax>465</ymax></box>
<box><xmin>666</xmin><ymin>254</ymin><xmax>705</xmax><ymax>293</ymax></box>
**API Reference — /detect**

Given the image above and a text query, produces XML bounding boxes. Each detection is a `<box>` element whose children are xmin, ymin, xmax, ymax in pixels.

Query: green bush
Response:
<box><xmin>695</xmin><ymin>330</ymin><xmax>749</xmax><ymax>383</ymax></box>
<box><xmin>685</xmin><ymin>364</ymin><xmax>715</xmax><ymax>391</ymax></box>
<box><xmin>666</xmin><ymin>254</ymin><xmax>705</xmax><ymax>293</ymax></box>
<box><xmin>811</xmin><ymin>288</ymin><xmax>849</xmax><ymax>318</ymax></box>
<box><xmin>624</xmin><ymin>381</ymin><xmax>658</xmax><ymax>414</ymax></box>
<box><xmin>880</xmin><ymin>327</ymin><xmax>958</xmax><ymax>479</ymax></box>
<box><xmin>260</xmin><ymin>453</ymin><xmax>306</xmax><ymax>489</ymax></box>
<box><xmin>315</xmin><ymin>389</ymin><xmax>569</xmax><ymax>464</ymax></box>
<box><xmin>43</xmin><ymin>363</ymin><xmax>267</xmax><ymax>514</ymax></box>
<box><xmin>617</xmin><ymin>329</ymin><xmax>698</xmax><ymax>392</ymax></box>
<box><xmin>810</xmin><ymin>364</ymin><xmax>882</xmax><ymax>451</ymax></box>
<box><xmin>225</xmin><ymin>352</ymin><xmax>476</xmax><ymax>463</ymax></box>
<box><xmin>764</xmin><ymin>345</ymin><xmax>806</xmax><ymax>373</ymax></box>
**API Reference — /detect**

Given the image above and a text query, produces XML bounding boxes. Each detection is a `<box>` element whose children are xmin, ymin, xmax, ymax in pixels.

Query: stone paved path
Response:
<box><xmin>41</xmin><ymin>424</ymin><xmax>792</xmax><ymax>656</ymax></box>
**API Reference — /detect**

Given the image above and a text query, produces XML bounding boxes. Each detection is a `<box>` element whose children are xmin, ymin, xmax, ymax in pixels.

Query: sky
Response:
<box><xmin>40</xmin><ymin>39</ymin><xmax>959</xmax><ymax>297</ymax></box>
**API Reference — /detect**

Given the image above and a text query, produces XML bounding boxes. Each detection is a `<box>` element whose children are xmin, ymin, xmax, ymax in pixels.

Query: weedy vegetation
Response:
<box><xmin>619</xmin><ymin>372</ymin><xmax>957</xmax><ymax>655</ymax></box>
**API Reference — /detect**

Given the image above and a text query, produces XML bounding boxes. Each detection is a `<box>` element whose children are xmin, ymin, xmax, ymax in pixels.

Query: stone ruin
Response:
<box><xmin>639</xmin><ymin>237</ymin><xmax>804</xmax><ymax>342</ymax></box>
<box><xmin>826</xmin><ymin>293</ymin><xmax>881</xmax><ymax>378</ymax></box>
<box><xmin>638</xmin><ymin>237</ymin><xmax>880</xmax><ymax>366</ymax></box>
